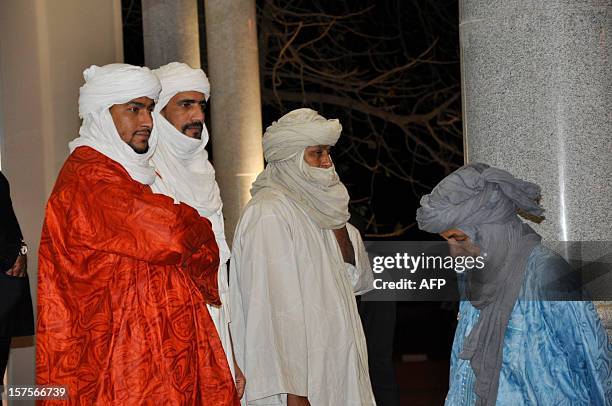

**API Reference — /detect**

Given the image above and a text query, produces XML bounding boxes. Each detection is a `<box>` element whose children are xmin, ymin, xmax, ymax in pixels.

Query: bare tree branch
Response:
<box><xmin>258</xmin><ymin>0</ymin><xmax>462</xmax><ymax>237</ymax></box>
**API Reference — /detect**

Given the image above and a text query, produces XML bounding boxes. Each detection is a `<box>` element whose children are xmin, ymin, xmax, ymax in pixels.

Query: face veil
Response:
<box><xmin>251</xmin><ymin>108</ymin><xmax>350</xmax><ymax>230</ymax></box>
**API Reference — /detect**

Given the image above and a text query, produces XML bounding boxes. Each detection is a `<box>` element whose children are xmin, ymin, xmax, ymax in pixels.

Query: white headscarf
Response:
<box><xmin>70</xmin><ymin>64</ymin><xmax>161</xmax><ymax>185</ymax></box>
<box><xmin>150</xmin><ymin>62</ymin><xmax>229</xmax><ymax>263</ymax></box>
<box><xmin>251</xmin><ymin>108</ymin><xmax>350</xmax><ymax>229</ymax></box>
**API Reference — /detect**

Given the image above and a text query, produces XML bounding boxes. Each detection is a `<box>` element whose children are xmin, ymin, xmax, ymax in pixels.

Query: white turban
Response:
<box><xmin>70</xmin><ymin>64</ymin><xmax>161</xmax><ymax>185</ymax></box>
<box><xmin>251</xmin><ymin>108</ymin><xmax>350</xmax><ymax>229</ymax></box>
<box><xmin>263</xmin><ymin>108</ymin><xmax>342</xmax><ymax>162</ymax></box>
<box><xmin>149</xmin><ymin>62</ymin><xmax>228</xmax><ymax>263</ymax></box>
<box><xmin>155</xmin><ymin>62</ymin><xmax>210</xmax><ymax>112</ymax></box>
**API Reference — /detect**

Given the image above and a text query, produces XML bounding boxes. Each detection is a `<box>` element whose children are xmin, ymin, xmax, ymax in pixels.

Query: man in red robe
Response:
<box><xmin>36</xmin><ymin>64</ymin><xmax>238</xmax><ymax>405</ymax></box>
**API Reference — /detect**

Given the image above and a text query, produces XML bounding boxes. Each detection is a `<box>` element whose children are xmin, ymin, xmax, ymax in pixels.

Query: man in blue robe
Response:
<box><xmin>416</xmin><ymin>163</ymin><xmax>611</xmax><ymax>406</ymax></box>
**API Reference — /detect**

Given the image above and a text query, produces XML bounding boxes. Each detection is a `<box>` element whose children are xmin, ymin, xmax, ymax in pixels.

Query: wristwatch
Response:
<box><xmin>19</xmin><ymin>241</ymin><xmax>28</xmax><ymax>255</ymax></box>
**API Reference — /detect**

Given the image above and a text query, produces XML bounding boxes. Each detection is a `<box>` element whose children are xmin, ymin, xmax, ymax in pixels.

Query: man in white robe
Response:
<box><xmin>150</xmin><ymin>62</ymin><xmax>245</xmax><ymax>399</ymax></box>
<box><xmin>229</xmin><ymin>108</ymin><xmax>376</xmax><ymax>406</ymax></box>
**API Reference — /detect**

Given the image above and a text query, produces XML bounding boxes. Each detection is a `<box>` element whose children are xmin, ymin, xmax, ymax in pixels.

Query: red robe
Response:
<box><xmin>37</xmin><ymin>147</ymin><xmax>239</xmax><ymax>405</ymax></box>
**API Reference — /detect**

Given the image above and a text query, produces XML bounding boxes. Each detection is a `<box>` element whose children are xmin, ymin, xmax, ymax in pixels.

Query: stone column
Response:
<box><xmin>204</xmin><ymin>0</ymin><xmax>264</xmax><ymax>243</ymax></box>
<box><xmin>0</xmin><ymin>0</ymin><xmax>123</xmax><ymax>397</ymax></box>
<box><xmin>141</xmin><ymin>0</ymin><xmax>201</xmax><ymax>69</ymax></box>
<box><xmin>460</xmin><ymin>0</ymin><xmax>611</xmax><ymax>335</ymax></box>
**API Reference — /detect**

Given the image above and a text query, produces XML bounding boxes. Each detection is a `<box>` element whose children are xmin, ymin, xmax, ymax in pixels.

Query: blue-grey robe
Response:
<box><xmin>446</xmin><ymin>245</ymin><xmax>612</xmax><ymax>405</ymax></box>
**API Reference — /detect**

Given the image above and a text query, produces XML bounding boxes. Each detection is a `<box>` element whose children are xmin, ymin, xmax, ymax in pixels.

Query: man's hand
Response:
<box><xmin>287</xmin><ymin>394</ymin><xmax>311</xmax><ymax>406</ymax></box>
<box><xmin>234</xmin><ymin>359</ymin><xmax>246</xmax><ymax>399</ymax></box>
<box><xmin>6</xmin><ymin>254</ymin><xmax>27</xmax><ymax>277</ymax></box>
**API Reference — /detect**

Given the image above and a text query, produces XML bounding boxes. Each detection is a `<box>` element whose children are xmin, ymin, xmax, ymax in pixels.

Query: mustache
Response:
<box><xmin>133</xmin><ymin>128</ymin><xmax>152</xmax><ymax>136</ymax></box>
<box><xmin>182</xmin><ymin>121</ymin><xmax>203</xmax><ymax>133</ymax></box>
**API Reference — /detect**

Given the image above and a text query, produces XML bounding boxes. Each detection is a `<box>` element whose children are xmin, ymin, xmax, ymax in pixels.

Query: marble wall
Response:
<box><xmin>460</xmin><ymin>0</ymin><xmax>611</xmax><ymax>335</ymax></box>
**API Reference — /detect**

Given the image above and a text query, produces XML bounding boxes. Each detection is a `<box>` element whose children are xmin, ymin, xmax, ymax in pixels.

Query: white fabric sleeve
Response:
<box><xmin>346</xmin><ymin>223</ymin><xmax>375</xmax><ymax>295</ymax></box>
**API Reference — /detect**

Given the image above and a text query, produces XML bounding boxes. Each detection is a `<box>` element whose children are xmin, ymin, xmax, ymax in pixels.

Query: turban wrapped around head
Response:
<box><xmin>262</xmin><ymin>108</ymin><xmax>342</xmax><ymax>163</ymax></box>
<box><xmin>154</xmin><ymin>62</ymin><xmax>210</xmax><ymax>112</ymax></box>
<box><xmin>78</xmin><ymin>63</ymin><xmax>161</xmax><ymax>118</ymax></box>
<box><xmin>252</xmin><ymin>108</ymin><xmax>350</xmax><ymax>229</ymax></box>
<box><xmin>416</xmin><ymin>162</ymin><xmax>543</xmax><ymax>239</ymax></box>
<box><xmin>70</xmin><ymin>64</ymin><xmax>161</xmax><ymax>185</ymax></box>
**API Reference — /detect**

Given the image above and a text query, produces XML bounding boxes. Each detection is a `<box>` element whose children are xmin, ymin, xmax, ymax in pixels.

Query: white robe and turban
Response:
<box><xmin>149</xmin><ymin>62</ymin><xmax>235</xmax><ymax>377</ymax></box>
<box><xmin>70</xmin><ymin>63</ymin><xmax>161</xmax><ymax>185</ymax></box>
<box><xmin>230</xmin><ymin>108</ymin><xmax>376</xmax><ymax>405</ymax></box>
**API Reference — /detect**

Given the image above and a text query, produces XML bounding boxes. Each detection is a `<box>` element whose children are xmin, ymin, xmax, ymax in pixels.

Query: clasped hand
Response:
<box><xmin>6</xmin><ymin>254</ymin><xmax>27</xmax><ymax>277</ymax></box>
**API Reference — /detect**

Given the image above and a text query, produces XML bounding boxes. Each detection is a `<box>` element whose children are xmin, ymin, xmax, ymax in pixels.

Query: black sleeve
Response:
<box><xmin>0</xmin><ymin>172</ymin><xmax>23</xmax><ymax>272</ymax></box>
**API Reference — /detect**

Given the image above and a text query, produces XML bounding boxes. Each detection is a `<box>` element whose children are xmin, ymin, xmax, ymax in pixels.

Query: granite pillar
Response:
<box><xmin>460</xmin><ymin>0</ymin><xmax>611</xmax><ymax>336</ymax></box>
<box><xmin>141</xmin><ymin>0</ymin><xmax>200</xmax><ymax>69</ymax></box>
<box><xmin>204</xmin><ymin>0</ymin><xmax>264</xmax><ymax>243</ymax></box>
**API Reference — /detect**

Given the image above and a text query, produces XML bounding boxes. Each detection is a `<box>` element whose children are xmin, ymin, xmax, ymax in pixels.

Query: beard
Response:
<box><xmin>129</xmin><ymin>130</ymin><xmax>151</xmax><ymax>154</ymax></box>
<box><xmin>181</xmin><ymin>121</ymin><xmax>204</xmax><ymax>139</ymax></box>
<box><xmin>130</xmin><ymin>144</ymin><xmax>149</xmax><ymax>154</ymax></box>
